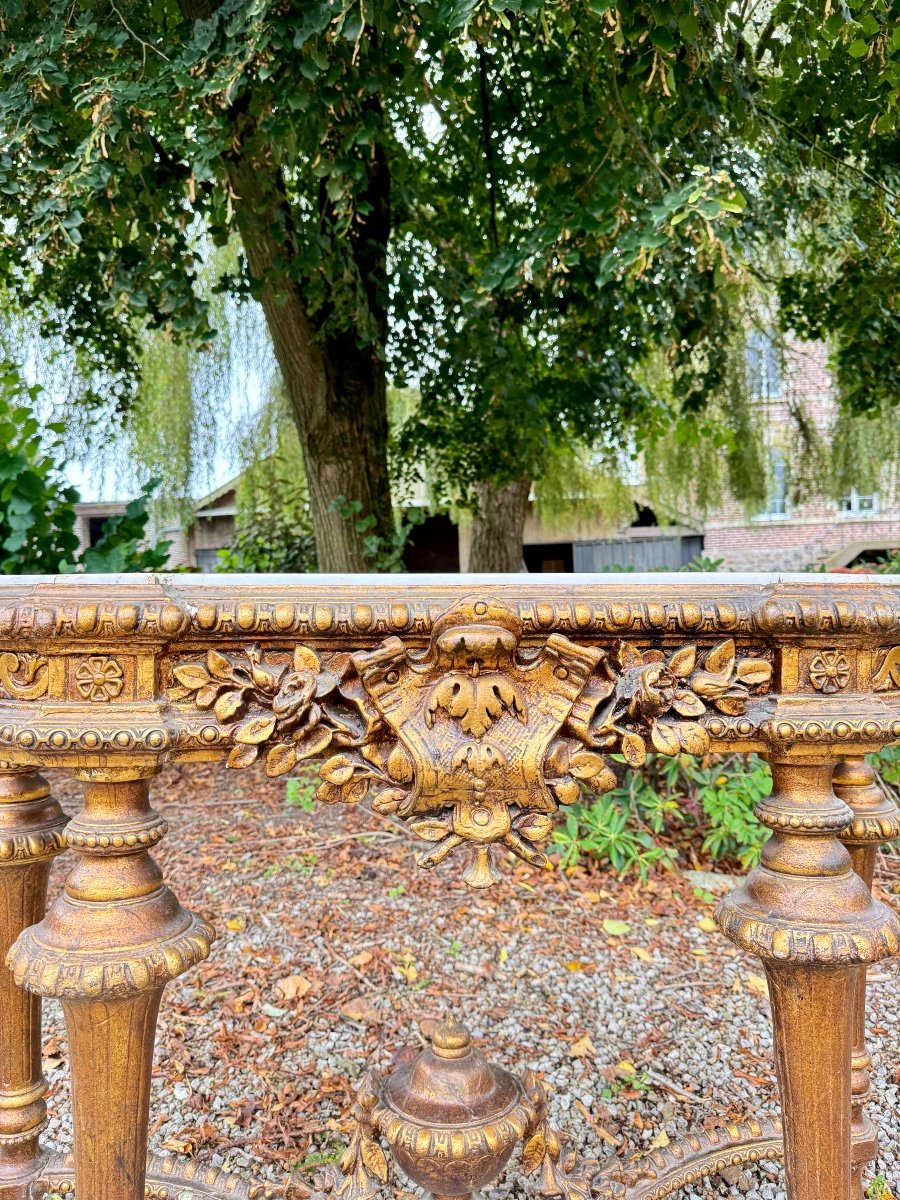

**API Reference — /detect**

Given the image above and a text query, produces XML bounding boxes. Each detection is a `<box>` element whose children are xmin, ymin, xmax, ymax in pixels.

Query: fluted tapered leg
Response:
<box><xmin>7</xmin><ymin>769</ymin><xmax>214</xmax><ymax>1200</ymax></box>
<box><xmin>717</xmin><ymin>760</ymin><xmax>900</xmax><ymax>1200</ymax></box>
<box><xmin>0</xmin><ymin>770</ymin><xmax>67</xmax><ymax>1198</ymax></box>
<box><xmin>833</xmin><ymin>756</ymin><xmax>900</xmax><ymax>1197</ymax></box>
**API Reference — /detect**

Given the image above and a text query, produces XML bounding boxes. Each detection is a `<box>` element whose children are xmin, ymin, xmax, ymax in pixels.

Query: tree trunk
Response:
<box><xmin>219</xmin><ymin>128</ymin><xmax>393</xmax><ymax>574</ymax></box>
<box><xmin>467</xmin><ymin>479</ymin><xmax>530</xmax><ymax>572</ymax></box>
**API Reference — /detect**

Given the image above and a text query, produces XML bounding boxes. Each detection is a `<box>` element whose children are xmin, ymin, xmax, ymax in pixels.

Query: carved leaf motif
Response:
<box><xmin>585</xmin><ymin>766</ymin><xmax>617</xmax><ymax>794</ymax></box>
<box><xmin>227</xmin><ymin>743</ymin><xmax>259</xmax><ymax>769</ymax></box>
<box><xmin>704</xmin><ymin>639</ymin><xmax>736</xmax><ymax>675</ymax></box>
<box><xmin>214</xmin><ymin>690</ymin><xmax>245</xmax><ymax>722</ymax></box>
<box><xmin>321</xmin><ymin>754</ymin><xmax>357</xmax><ymax>785</ymax></box>
<box><xmin>516</xmin><ymin>812</ymin><xmax>555</xmax><ymax>841</ymax></box>
<box><xmin>234</xmin><ymin>715</ymin><xmax>277</xmax><ymax>744</ymax></box>
<box><xmin>360</xmin><ymin>1141</ymin><xmax>388</xmax><ymax>1184</ymax></box>
<box><xmin>617</xmin><ymin>642</ymin><xmax>644</xmax><ymax>670</ymax></box>
<box><xmin>620</xmin><ymin>731</ymin><xmax>647</xmax><ymax>767</ymax></box>
<box><xmin>294</xmin><ymin>645</ymin><xmax>321</xmax><ymax>672</ymax></box>
<box><xmin>873</xmin><ymin>647</ymin><xmax>900</xmax><ymax>692</ymax></box>
<box><xmin>196</xmin><ymin>682</ymin><xmax>223</xmax><ymax>709</ymax></box>
<box><xmin>409</xmin><ymin>817</ymin><xmax>452</xmax><ymax>841</ymax></box>
<box><xmin>671</xmin><ymin>689</ymin><xmax>705</xmax><ymax>717</ymax></box>
<box><xmin>736</xmin><ymin>658</ymin><xmax>772</xmax><ymax>686</ymax></box>
<box><xmin>523</xmin><ymin>1132</ymin><xmax>546</xmax><ymax>1174</ymax></box>
<box><xmin>426</xmin><ymin>674</ymin><xmax>525</xmax><ymax>737</ymax></box>
<box><xmin>568</xmin><ymin>750</ymin><xmax>608</xmax><ymax>779</ymax></box>
<box><xmin>371</xmin><ymin>787</ymin><xmax>406</xmax><ymax>814</ymax></box>
<box><xmin>344</xmin><ymin>777</ymin><xmax>370</xmax><ymax>803</ymax></box>
<box><xmin>668</xmin><ymin>646</ymin><xmax>696</xmax><ymax>678</ymax></box>
<box><xmin>552</xmin><ymin>778</ymin><xmax>582</xmax><ymax>805</ymax></box>
<box><xmin>207</xmin><ymin>649</ymin><xmax>234</xmax><ymax>681</ymax></box>
<box><xmin>173</xmin><ymin>664</ymin><xmax>210</xmax><ymax>689</ymax></box>
<box><xmin>690</xmin><ymin>668</ymin><xmax>732</xmax><ymax>699</ymax></box>
<box><xmin>678</xmin><ymin>722</ymin><xmax>709</xmax><ymax>755</ymax></box>
<box><xmin>265</xmin><ymin>743</ymin><xmax>298</xmax><ymax>777</ymax></box>
<box><xmin>295</xmin><ymin>725</ymin><xmax>334</xmax><ymax>760</ymax></box>
<box><xmin>251</xmin><ymin>661</ymin><xmax>280</xmax><ymax>690</ymax></box>
<box><xmin>650</xmin><ymin>721</ymin><xmax>681</xmax><ymax>756</ymax></box>
<box><xmin>386</xmin><ymin>742</ymin><xmax>414</xmax><ymax>783</ymax></box>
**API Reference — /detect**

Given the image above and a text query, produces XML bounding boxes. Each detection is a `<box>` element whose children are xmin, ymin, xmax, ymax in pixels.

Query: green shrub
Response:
<box><xmin>552</xmin><ymin>753</ymin><xmax>772</xmax><ymax>879</ymax></box>
<box><xmin>0</xmin><ymin>371</ymin><xmax>170</xmax><ymax>574</ymax></box>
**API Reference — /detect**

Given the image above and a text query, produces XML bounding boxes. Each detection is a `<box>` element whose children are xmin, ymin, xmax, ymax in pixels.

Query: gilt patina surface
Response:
<box><xmin>0</xmin><ymin>573</ymin><xmax>895</xmax><ymax>1200</ymax></box>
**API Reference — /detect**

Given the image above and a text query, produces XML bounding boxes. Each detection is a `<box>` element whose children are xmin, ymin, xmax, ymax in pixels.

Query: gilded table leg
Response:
<box><xmin>717</xmin><ymin>760</ymin><xmax>900</xmax><ymax>1200</ymax></box>
<box><xmin>0</xmin><ymin>770</ymin><xmax>67</xmax><ymax>1199</ymax></box>
<box><xmin>833</xmin><ymin>756</ymin><xmax>900</xmax><ymax>1197</ymax></box>
<box><xmin>6</xmin><ymin>769</ymin><xmax>214</xmax><ymax>1200</ymax></box>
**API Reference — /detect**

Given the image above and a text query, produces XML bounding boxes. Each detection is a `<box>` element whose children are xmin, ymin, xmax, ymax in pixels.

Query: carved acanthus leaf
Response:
<box><xmin>0</xmin><ymin>652</ymin><xmax>49</xmax><ymax>701</ymax></box>
<box><xmin>873</xmin><ymin>646</ymin><xmax>900</xmax><ymax>692</ymax></box>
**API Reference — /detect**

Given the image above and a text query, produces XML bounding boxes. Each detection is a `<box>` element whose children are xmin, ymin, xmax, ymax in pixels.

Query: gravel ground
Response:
<box><xmin>34</xmin><ymin>764</ymin><xmax>900</xmax><ymax>1199</ymax></box>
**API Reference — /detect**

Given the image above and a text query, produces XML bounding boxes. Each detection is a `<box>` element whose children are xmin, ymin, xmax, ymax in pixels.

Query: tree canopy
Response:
<box><xmin>0</xmin><ymin>1</ymin><xmax>898</xmax><ymax>569</ymax></box>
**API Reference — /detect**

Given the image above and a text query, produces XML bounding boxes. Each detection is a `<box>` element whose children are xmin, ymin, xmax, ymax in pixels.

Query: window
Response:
<box><xmin>757</xmin><ymin>446</ymin><xmax>789</xmax><ymax>518</ymax></box>
<box><xmin>195</xmin><ymin>548</ymin><xmax>223</xmax><ymax>573</ymax></box>
<box><xmin>746</xmin><ymin>329</ymin><xmax>782</xmax><ymax>398</ymax></box>
<box><xmin>88</xmin><ymin>516</ymin><xmax>108</xmax><ymax>547</ymax></box>
<box><xmin>839</xmin><ymin>489</ymin><xmax>879</xmax><ymax>516</ymax></box>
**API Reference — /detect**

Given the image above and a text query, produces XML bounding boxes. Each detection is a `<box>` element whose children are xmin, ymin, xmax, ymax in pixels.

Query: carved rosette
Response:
<box><xmin>168</xmin><ymin>599</ymin><xmax>773</xmax><ymax>888</ymax></box>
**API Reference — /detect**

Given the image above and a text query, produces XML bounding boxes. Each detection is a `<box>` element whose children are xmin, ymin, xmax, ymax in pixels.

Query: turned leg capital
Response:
<box><xmin>0</xmin><ymin>769</ymin><xmax>68</xmax><ymax>1196</ymax></box>
<box><xmin>5</xmin><ymin>770</ymin><xmax>214</xmax><ymax>1200</ymax></box>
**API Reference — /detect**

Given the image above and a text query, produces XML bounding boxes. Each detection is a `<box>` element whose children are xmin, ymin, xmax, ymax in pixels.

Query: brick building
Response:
<box><xmin>145</xmin><ymin>337</ymin><xmax>897</xmax><ymax>574</ymax></box>
<box><xmin>701</xmin><ymin>338</ymin><xmax>900</xmax><ymax>571</ymax></box>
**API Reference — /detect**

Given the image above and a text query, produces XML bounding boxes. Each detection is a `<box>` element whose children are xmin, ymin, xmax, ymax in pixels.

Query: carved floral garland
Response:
<box><xmin>169</xmin><ymin>618</ymin><xmax>772</xmax><ymax>888</ymax></box>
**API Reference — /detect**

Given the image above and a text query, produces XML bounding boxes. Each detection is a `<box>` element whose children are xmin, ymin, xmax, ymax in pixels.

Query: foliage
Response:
<box><xmin>217</xmin><ymin>468</ymin><xmax>317</xmax><ymax>575</ymax></box>
<box><xmin>329</xmin><ymin>498</ymin><xmax>424</xmax><ymax>572</ymax></box>
<box><xmin>78</xmin><ymin>480</ymin><xmax>172</xmax><ymax>573</ymax></box>
<box><xmin>871</xmin><ymin>744</ymin><xmax>900</xmax><ymax>792</ymax></box>
<box><xmin>0</xmin><ymin>368</ymin><xmax>171</xmax><ymax>574</ymax></box>
<box><xmin>0</xmin><ymin>368</ymin><xmax>80</xmax><ymax>573</ymax></box>
<box><xmin>866</xmin><ymin>1174</ymin><xmax>896</xmax><ymax>1200</ymax></box>
<box><xmin>553</xmin><ymin>753</ymin><xmax>772</xmax><ymax>880</ymax></box>
<box><xmin>4</xmin><ymin>2</ymin><xmax>900</xmax><ymax>567</ymax></box>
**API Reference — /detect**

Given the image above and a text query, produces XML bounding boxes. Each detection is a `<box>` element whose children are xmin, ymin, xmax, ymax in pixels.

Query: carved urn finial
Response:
<box><xmin>371</xmin><ymin>1017</ymin><xmax>534</xmax><ymax>1199</ymax></box>
<box><xmin>327</xmin><ymin>1016</ymin><xmax>596</xmax><ymax>1200</ymax></box>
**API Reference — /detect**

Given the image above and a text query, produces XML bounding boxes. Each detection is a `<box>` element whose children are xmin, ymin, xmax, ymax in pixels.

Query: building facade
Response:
<box><xmin>134</xmin><ymin>339</ymin><xmax>897</xmax><ymax>574</ymax></box>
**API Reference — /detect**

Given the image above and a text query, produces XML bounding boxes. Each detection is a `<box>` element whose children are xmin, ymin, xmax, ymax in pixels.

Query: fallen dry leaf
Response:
<box><xmin>602</xmin><ymin>918</ymin><xmax>630</xmax><ymax>937</ymax></box>
<box><xmin>340</xmin><ymin>995</ymin><xmax>382</xmax><ymax>1024</ymax></box>
<box><xmin>350</xmin><ymin>950</ymin><xmax>373</xmax><ymax>968</ymax></box>
<box><xmin>649</xmin><ymin>1129</ymin><xmax>670</xmax><ymax>1149</ymax></box>
<box><xmin>629</xmin><ymin>946</ymin><xmax>652</xmax><ymax>963</ymax></box>
<box><xmin>697</xmin><ymin>917</ymin><xmax>718</xmax><ymax>933</ymax></box>
<box><xmin>569</xmin><ymin>1034</ymin><xmax>596</xmax><ymax>1059</ymax></box>
<box><xmin>746</xmin><ymin>973</ymin><xmax>769</xmax><ymax>998</ymax></box>
<box><xmin>275</xmin><ymin>974</ymin><xmax>313</xmax><ymax>1001</ymax></box>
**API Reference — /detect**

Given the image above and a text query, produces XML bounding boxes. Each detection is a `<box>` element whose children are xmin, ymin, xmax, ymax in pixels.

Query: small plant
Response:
<box><xmin>870</xmin><ymin>744</ymin><xmax>900</xmax><ymax>790</ymax></box>
<box><xmin>285</xmin><ymin>777</ymin><xmax>316</xmax><ymax>811</ymax></box>
<box><xmin>553</xmin><ymin>795</ymin><xmax>678</xmax><ymax>881</ymax></box>
<box><xmin>329</xmin><ymin>496</ymin><xmax>424</xmax><ymax>572</ymax></box>
<box><xmin>601</xmin><ymin>1062</ymin><xmax>652</xmax><ymax>1100</ymax></box>
<box><xmin>552</xmin><ymin>753</ymin><xmax>772</xmax><ymax>879</ymax></box>
<box><xmin>447</xmin><ymin>939</ymin><xmax>462</xmax><ymax>959</ymax></box>
<box><xmin>388</xmin><ymin>883</ymin><xmax>405</xmax><ymax>898</ymax></box>
<box><xmin>683</xmin><ymin>756</ymin><xmax>772</xmax><ymax>869</ymax></box>
<box><xmin>866</xmin><ymin>1175</ymin><xmax>895</xmax><ymax>1200</ymax></box>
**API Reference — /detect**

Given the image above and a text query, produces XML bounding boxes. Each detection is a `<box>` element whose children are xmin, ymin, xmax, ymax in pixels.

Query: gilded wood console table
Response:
<box><xmin>0</xmin><ymin>573</ymin><xmax>897</xmax><ymax>1200</ymax></box>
